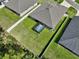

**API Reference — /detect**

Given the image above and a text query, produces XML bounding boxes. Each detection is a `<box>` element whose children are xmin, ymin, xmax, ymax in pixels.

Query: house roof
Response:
<box><xmin>0</xmin><ymin>0</ymin><xmax>4</xmax><ymax>2</ymax></box>
<box><xmin>59</xmin><ymin>16</ymin><xmax>79</xmax><ymax>55</ymax></box>
<box><xmin>5</xmin><ymin>0</ymin><xmax>37</xmax><ymax>14</ymax></box>
<box><xmin>30</xmin><ymin>3</ymin><xmax>67</xmax><ymax>29</ymax></box>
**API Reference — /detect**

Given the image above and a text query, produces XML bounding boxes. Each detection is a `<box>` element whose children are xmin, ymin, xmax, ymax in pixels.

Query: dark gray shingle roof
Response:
<box><xmin>59</xmin><ymin>16</ymin><xmax>79</xmax><ymax>55</ymax></box>
<box><xmin>5</xmin><ymin>0</ymin><xmax>37</xmax><ymax>14</ymax></box>
<box><xmin>0</xmin><ymin>0</ymin><xmax>4</xmax><ymax>2</ymax></box>
<box><xmin>30</xmin><ymin>3</ymin><xmax>67</xmax><ymax>29</ymax></box>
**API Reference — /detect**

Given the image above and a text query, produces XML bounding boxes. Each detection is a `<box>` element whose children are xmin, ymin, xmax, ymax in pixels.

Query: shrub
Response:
<box><xmin>66</xmin><ymin>7</ymin><xmax>77</xmax><ymax>18</ymax></box>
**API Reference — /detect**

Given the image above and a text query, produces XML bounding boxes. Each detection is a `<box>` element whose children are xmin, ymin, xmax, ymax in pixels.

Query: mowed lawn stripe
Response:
<box><xmin>0</xmin><ymin>7</ymin><xmax>20</xmax><ymax>30</ymax></box>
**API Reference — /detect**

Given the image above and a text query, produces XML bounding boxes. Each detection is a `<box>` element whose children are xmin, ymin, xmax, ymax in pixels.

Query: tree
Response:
<box><xmin>0</xmin><ymin>27</ymin><xmax>35</xmax><ymax>59</ymax></box>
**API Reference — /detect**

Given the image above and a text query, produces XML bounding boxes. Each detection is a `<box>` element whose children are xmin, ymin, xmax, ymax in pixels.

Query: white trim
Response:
<box><xmin>20</xmin><ymin>3</ymin><xmax>38</xmax><ymax>17</ymax></box>
<box><xmin>6</xmin><ymin>4</ymin><xmax>41</xmax><ymax>33</ymax></box>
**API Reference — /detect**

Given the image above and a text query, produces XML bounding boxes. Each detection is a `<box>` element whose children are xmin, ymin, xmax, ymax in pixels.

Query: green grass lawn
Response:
<box><xmin>0</xmin><ymin>7</ymin><xmax>20</xmax><ymax>30</ymax></box>
<box><xmin>10</xmin><ymin>17</ymin><xmax>55</xmax><ymax>55</ymax></box>
<box><xmin>44</xmin><ymin>43</ymin><xmax>79</xmax><ymax>59</ymax></box>
<box><xmin>43</xmin><ymin>17</ymin><xmax>79</xmax><ymax>59</ymax></box>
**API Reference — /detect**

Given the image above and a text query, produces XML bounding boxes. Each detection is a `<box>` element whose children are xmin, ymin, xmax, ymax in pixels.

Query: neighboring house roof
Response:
<box><xmin>5</xmin><ymin>0</ymin><xmax>37</xmax><ymax>15</ymax></box>
<box><xmin>59</xmin><ymin>16</ymin><xmax>79</xmax><ymax>55</ymax></box>
<box><xmin>0</xmin><ymin>0</ymin><xmax>4</xmax><ymax>2</ymax></box>
<box><xmin>30</xmin><ymin>3</ymin><xmax>67</xmax><ymax>29</ymax></box>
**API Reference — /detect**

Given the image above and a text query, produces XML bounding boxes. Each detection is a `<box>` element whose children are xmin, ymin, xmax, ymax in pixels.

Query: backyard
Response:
<box><xmin>10</xmin><ymin>17</ymin><xmax>54</xmax><ymax>55</ymax></box>
<box><xmin>10</xmin><ymin>15</ymin><xmax>65</xmax><ymax>56</ymax></box>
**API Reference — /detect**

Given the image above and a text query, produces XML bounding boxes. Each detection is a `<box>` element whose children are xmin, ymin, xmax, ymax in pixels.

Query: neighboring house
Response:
<box><xmin>0</xmin><ymin>0</ymin><xmax>4</xmax><ymax>5</ymax></box>
<box><xmin>58</xmin><ymin>16</ymin><xmax>79</xmax><ymax>56</ymax></box>
<box><xmin>5</xmin><ymin>0</ymin><xmax>37</xmax><ymax>16</ymax></box>
<box><xmin>30</xmin><ymin>3</ymin><xmax>67</xmax><ymax>29</ymax></box>
<box><xmin>0</xmin><ymin>0</ymin><xmax>4</xmax><ymax>2</ymax></box>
